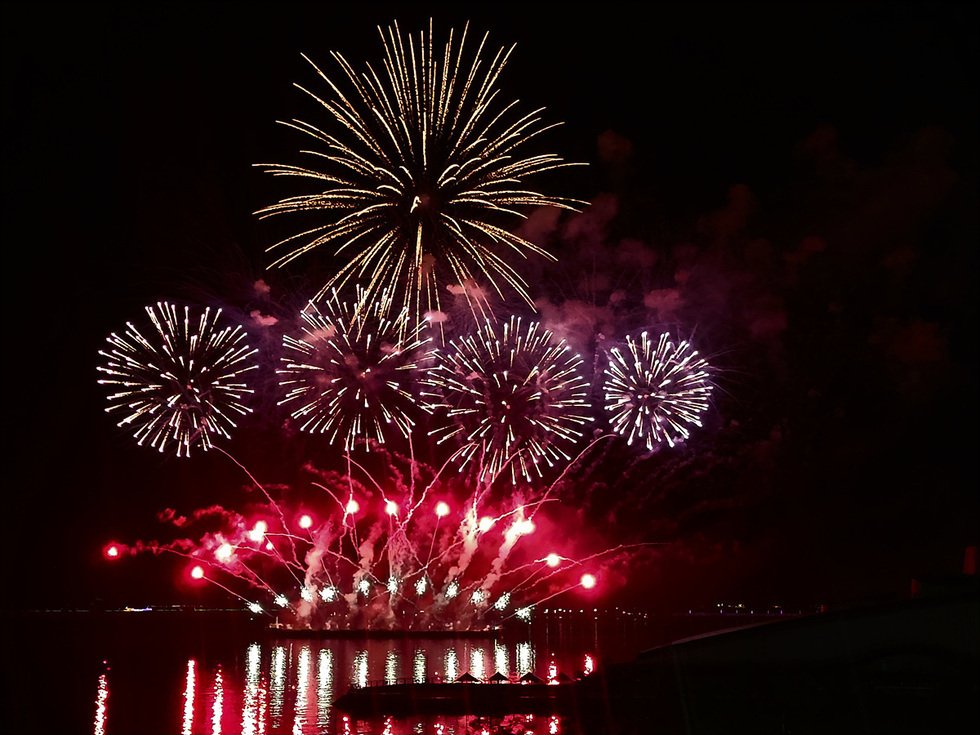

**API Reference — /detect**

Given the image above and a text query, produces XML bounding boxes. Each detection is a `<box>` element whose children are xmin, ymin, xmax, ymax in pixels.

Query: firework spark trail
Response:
<box><xmin>97</xmin><ymin>303</ymin><xmax>257</xmax><ymax>457</ymax></box>
<box><xmin>110</xmin><ymin>487</ymin><xmax>634</xmax><ymax>629</ymax></box>
<box><xmin>278</xmin><ymin>290</ymin><xmax>432</xmax><ymax>451</ymax></box>
<box><xmin>310</xmin><ymin>480</ymin><xmax>364</xmax><ymax>573</ymax></box>
<box><xmin>531</xmin><ymin>433</ymin><xmax>617</xmax><ymax>513</ymax></box>
<box><xmin>193</xmin><ymin>566</ymin><xmax>274</xmax><ymax>615</ymax></box>
<box><xmin>494</xmin><ymin>554</ymin><xmax>568</xmax><ymax>596</ymax></box>
<box><xmin>425</xmin><ymin>316</ymin><xmax>593</xmax><ymax>484</ymax></box>
<box><xmin>604</xmin><ymin>331</ymin><xmax>713</xmax><ymax>449</ymax></box>
<box><xmin>508</xmin><ymin>543</ymin><xmax>654</xmax><ymax>598</ymax></box>
<box><xmin>256</xmin><ymin>21</ymin><xmax>584</xmax><ymax>326</ymax></box>
<box><xmin>213</xmin><ymin>446</ymin><xmax>307</xmax><ymax>573</ymax></box>
<box><xmin>131</xmin><ymin>537</ymin><xmax>285</xmax><ymax>601</ymax></box>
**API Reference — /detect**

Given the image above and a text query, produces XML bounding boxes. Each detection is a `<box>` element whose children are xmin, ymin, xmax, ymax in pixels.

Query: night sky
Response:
<box><xmin>4</xmin><ymin>2</ymin><xmax>976</xmax><ymax>613</ymax></box>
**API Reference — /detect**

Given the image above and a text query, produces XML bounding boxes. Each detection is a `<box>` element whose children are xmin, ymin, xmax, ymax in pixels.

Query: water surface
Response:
<box><xmin>3</xmin><ymin>608</ymin><xmax>656</xmax><ymax>734</ymax></box>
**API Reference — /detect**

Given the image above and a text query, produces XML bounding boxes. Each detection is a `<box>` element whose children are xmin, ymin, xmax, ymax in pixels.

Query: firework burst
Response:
<box><xmin>603</xmin><ymin>331</ymin><xmax>712</xmax><ymax>449</ymax></box>
<box><xmin>277</xmin><ymin>289</ymin><xmax>432</xmax><ymax>450</ymax></box>
<box><xmin>425</xmin><ymin>316</ymin><xmax>593</xmax><ymax>484</ymax></box>
<box><xmin>97</xmin><ymin>302</ymin><xmax>257</xmax><ymax>456</ymax></box>
<box><xmin>108</xmin><ymin>452</ymin><xmax>626</xmax><ymax>631</ymax></box>
<box><xmin>256</xmin><ymin>20</ymin><xmax>583</xmax><ymax>324</ymax></box>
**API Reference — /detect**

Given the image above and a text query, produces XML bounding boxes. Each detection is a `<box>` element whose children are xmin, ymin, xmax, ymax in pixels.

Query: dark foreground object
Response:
<box><xmin>335</xmin><ymin>589</ymin><xmax>979</xmax><ymax>734</ymax></box>
<box><xmin>334</xmin><ymin>680</ymin><xmax>578</xmax><ymax>717</ymax></box>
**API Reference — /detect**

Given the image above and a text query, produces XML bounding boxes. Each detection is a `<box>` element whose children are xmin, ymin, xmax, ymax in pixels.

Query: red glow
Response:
<box><xmin>298</xmin><ymin>514</ymin><xmax>313</xmax><ymax>529</ymax></box>
<box><xmin>435</xmin><ymin>501</ymin><xmax>450</xmax><ymax>518</ymax></box>
<box><xmin>545</xmin><ymin>553</ymin><xmax>561</xmax><ymax>568</ymax></box>
<box><xmin>385</xmin><ymin>500</ymin><xmax>398</xmax><ymax>515</ymax></box>
<box><xmin>345</xmin><ymin>499</ymin><xmax>360</xmax><ymax>515</ymax></box>
<box><xmin>248</xmin><ymin>521</ymin><xmax>267</xmax><ymax>542</ymax></box>
<box><xmin>190</xmin><ymin>565</ymin><xmax>205</xmax><ymax>580</ymax></box>
<box><xmin>103</xmin><ymin>543</ymin><xmax>121</xmax><ymax>560</ymax></box>
<box><xmin>580</xmin><ymin>573</ymin><xmax>597</xmax><ymax>589</ymax></box>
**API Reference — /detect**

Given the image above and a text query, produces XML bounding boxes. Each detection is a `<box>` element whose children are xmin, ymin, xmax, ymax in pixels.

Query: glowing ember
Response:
<box><xmin>190</xmin><ymin>566</ymin><xmax>205</xmax><ymax>580</ymax></box>
<box><xmin>580</xmin><ymin>574</ymin><xmax>597</xmax><ymax>589</ymax></box>
<box><xmin>545</xmin><ymin>553</ymin><xmax>561</xmax><ymax>568</ymax></box>
<box><xmin>248</xmin><ymin>521</ymin><xmax>267</xmax><ymax>542</ymax></box>
<box><xmin>298</xmin><ymin>514</ymin><xmax>313</xmax><ymax>530</ymax></box>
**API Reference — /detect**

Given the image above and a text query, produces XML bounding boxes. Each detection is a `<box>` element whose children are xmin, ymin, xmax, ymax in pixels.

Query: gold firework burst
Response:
<box><xmin>257</xmin><ymin>20</ymin><xmax>583</xmax><ymax>326</ymax></box>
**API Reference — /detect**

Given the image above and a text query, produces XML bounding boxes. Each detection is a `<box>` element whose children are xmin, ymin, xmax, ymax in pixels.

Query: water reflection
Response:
<box><xmin>516</xmin><ymin>640</ymin><xmax>534</xmax><ymax>677</ymax></box>
<box><xmin>412</xmin><ymin>649</ymin><xmax>426</xmax><ymax>684</ymax></box>
<box><xmin>93</xmin><ymin>672</ymin><xmax>108</xmax><ymax>735</ymax></box>
<box><xmin>443</xmin><ymin>648</ymin><xmax>459</xmax><ymax>682</ymax></box>
<box><xmin>494</xmin><ymin>641</ymin><xmax>509</xmax><ymax>677</ymax></box>
<box><xmin>317</xmin><ymin>648</ymin><xmax>334</xmax><ymax>732</ymax></box>
<box><xmin>90</xmin><ymin>634</ymin><xmax>599</xmax><ymax>734</ymax></box>
<box><xmin>293</xmin><ymin>646</ymin><xmax>312</xmax><ymax>735</ymax></box>
<box><xmin>182</xmin><ymin>659</ymin><xmax>195</xmax><ymax>735</ymax></box>
<box><xmin>385</xmin><ymin>649</ymin><xmax>399</xmax><ymax>685</ymax></box>
<box><xmin>270</xmin><ymin>645</ymin><xmax>286</xmax><ymax>727</ymax></box>
<box><xmin>352</xmin><ymin>649</ymin><xmax>368</xmax><ymax>688</ymax></box>
<box><xmin>242</xmin><ymin>644</ymin><xmax>263</xmax><ymax>735</ymax></box>
<box><xmin>210</xmin><ymin>667</ymin><xmax>223</xmax><ymax>735</ymax></box>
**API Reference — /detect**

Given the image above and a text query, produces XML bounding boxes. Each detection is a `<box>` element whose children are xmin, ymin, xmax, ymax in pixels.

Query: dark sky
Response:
<box><xmin>4</xmin><ymin>2</ymin><xmax>976</xmax><ymax>611</ymax></box>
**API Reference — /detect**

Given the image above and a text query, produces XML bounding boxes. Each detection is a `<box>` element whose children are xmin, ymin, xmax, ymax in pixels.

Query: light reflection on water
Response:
<box><xmin>10</xmin><ymin>608</ymin><xmax>660</xmax><ymax>734</ymax></box>
<box><xmin>91</xmin><ymin>636</ymin><xmax>592</xmax><ymax>734</ymax></box>
<box><xmin>93</xmin><ymin>673</ymin><xmax>108</xmax><ymax>735</ymax></box>
<box><xmin>182</xmin><ymin>659</ymin><xmax>195</xmax><ymax>735</ymax></box>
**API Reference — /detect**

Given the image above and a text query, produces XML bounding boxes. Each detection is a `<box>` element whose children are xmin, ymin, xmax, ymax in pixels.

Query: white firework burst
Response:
<box><xmin>97</xmin><ymin>302</ymin><xmax>257</xmax><ymax>457</ymax></box>
<box><xmin>603</xmin><ymin>331</ymin><xmax>712</xmax><ymax>449</ymax></box>
<box><xmin>426</xmin><ymin>316</ymin><xmax>593</xmax><ymax>483</ymax></box>
<box><xmin>277</xmin><ymin>289</ymin><xmax>432</xmax><ymax>450</ymax></box>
